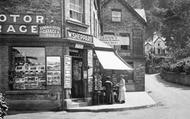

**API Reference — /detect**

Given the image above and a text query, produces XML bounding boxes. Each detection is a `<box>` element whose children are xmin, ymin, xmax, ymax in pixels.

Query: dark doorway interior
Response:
<box><xmin>71</xmin><ymin>57</ymin><xmax>84</xmax><ymax>98</ymax></box>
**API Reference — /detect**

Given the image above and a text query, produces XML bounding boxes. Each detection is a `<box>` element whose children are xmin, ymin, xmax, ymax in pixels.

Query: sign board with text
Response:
<box><xmin>0</xmin><ymin>14</ymin><xmax>45</xmax><ymax>35</ymax></box>
<box><xmin>100</xmin><ymin>35</ymin><xmax>129</xmax><ymax>46</ymax></box>
<box><xmin>39</xmin><ymin>26</ymin><xmax>61</xmax><ymax>38</ymax></box>
<box><xmin>67</xmin><ymin>30</ymin><xmax>93</xmax><ymax>44</ymax></box>
<box><xmin>64</xmin><ymin>55</ymin><xmax>72</xmax><ymax>89</ymax></box>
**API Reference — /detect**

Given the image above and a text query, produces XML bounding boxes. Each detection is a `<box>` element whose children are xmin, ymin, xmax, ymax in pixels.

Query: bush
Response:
<box><xmin>161</xmin><ymin>57</ymin><xmax>190</xmax><ymax>75</ymax></box>
<box><xmin>184</xmin><ymin>60</ymin><xmax>190</xmax><ymax>74</ymax></box>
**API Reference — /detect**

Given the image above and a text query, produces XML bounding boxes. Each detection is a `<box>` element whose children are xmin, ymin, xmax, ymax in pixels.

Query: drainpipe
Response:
<box><xmin>61</xmin><ymin>0</ymin><xmax>64</xmax><ymax>110</ymax></box>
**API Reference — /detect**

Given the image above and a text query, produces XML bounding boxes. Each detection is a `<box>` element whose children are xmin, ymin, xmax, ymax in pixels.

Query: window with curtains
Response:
<box><xmin>70</xmin><ymin>0</ymin><xmax>84</xmax><ymax>22</ymax></box>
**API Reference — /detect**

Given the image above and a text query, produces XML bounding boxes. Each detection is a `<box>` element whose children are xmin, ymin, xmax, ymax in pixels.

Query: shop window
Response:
<box><xmin>112</xmin><ymin>9</ymin><xmax>121</xmax><ymax>22</ymax></box>
<box><xmin>46</xmin><ymin>57</ymin><xmax>61</xmax><ymax>85</ymax></box>
<box><xmin>70</xmin><ymin>0</ymin><xmax>84</xmax><ymax>22</ymax></box>
<box><xmin>10</xmin><ymin>47</ymin><xmax>46</xmax><ymax>90</ymax></box>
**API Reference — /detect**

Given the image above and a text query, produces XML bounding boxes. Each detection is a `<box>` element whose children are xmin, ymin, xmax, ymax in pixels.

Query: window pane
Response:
<box><xmin>70</xmin><ymin>0</ymin><xmax>83</xmax><ymax>22</ymax></box>
<box><xmin>112</xmin><ymin>10</ymin><xmax>121</xmax><ymax>22</ymax></box>
<box><xmin>46</xmin><ymin>57</ymin><xmax>61</xmax><ymax>85</ymax></box>
<box><xmin>10</xmin><ymin>47</ymin><xmax>46</xmax><ymax>90</ymax></box>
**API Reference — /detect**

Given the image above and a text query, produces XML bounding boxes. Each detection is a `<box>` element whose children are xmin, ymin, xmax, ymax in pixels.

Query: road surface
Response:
<box><xmin>6</xmin><ymin>74</ymin><xmax>190</xmax><ymax>119</ymax></box>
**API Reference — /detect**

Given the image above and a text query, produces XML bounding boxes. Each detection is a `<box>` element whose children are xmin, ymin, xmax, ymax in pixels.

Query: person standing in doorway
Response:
<box><xmin>118</xmin><ymin>74</ymin><xmax>126</xmax><ymax>103</ymax></box>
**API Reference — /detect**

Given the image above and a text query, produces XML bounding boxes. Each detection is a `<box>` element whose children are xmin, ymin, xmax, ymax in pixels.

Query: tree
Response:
<box><xmin>160</xmin><ymin>0</ymin><xmax>190</xmax><ymax>57</ymax></box>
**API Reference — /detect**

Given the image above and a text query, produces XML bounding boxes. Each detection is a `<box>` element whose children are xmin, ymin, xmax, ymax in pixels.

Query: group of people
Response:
<box><xmin>104</xmin><ymin>74</ymin><xmax>126</xmax><ymax>104</ymax></box>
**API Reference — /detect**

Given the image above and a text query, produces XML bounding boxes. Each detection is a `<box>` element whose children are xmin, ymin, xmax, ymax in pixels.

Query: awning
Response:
<box><xmin>95</xmin><ymin>50</ymin><xmax>133</xmax><ymax>70</ymax></box>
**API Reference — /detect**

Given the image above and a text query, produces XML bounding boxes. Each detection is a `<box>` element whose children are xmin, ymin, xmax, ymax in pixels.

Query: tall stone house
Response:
<box><xmin>100</xmin><ymin>0</ymin><xmax>147</xmax><ymax>91</ymax></box>
<box><xmin>0</xmin><ymin>0</ymin><xmax>101</xmax><ymax>110</ymax></box>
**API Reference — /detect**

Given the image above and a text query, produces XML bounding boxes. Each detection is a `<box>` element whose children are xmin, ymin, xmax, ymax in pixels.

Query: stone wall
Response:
<box><xmin>0</xmin><ymin>45</ymin><xmax>9</xmax><ymax>92</ymax></box>
<box><xmin>161</xmin><ymin>71</ymin><xmax>190</xmax><ymax>86</ymax></box>
<box><xmin>100</xmin><ymin>0</ymin><xmax>145</xmax><ymax>91</ymax></box>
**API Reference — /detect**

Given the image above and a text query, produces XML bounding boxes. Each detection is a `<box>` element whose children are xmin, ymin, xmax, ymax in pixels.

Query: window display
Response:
<box><xmin>46</xmin><ymin>57</ymin><xmax>61</xmax><ymax>85</ymax></box>
<box><xmin>10</xmin><ymin>47</ymin><xmax>46</xmax><ymax>90</ymax></box>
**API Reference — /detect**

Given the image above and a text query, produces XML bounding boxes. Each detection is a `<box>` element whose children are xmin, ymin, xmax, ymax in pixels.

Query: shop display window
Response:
<box><xmin>10</xmin><ymin>47</ymin><xmax>46</xmax><ymax>90</ymax></box>
<box><xmin>46</xmin><ymin>57</ymin><xmax>61</xmax><ymax>85</ymax></box>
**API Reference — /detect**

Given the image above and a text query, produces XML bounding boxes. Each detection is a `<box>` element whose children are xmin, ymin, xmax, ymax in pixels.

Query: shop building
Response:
<box><xmin>100</xmin><ymin>0</ymin><xmax>147</xmax><ymax>91</ymax></box>
<box><xmin>0</xmin><ymin>0</ymin><xmax>101</xmax><ymax>110</ymax></box>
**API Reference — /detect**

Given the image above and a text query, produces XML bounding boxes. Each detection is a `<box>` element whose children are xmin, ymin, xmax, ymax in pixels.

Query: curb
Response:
<box><xmin>66</xmin><ymin>104</ymin><xmax>155</xmax><ymax>112</ymax></box>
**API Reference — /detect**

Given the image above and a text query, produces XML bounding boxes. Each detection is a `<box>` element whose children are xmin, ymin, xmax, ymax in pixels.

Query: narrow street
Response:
<box><xmin>6</xmin><ymin>74</ymin><xmax>190</xmax><ymax>119</ymax></box>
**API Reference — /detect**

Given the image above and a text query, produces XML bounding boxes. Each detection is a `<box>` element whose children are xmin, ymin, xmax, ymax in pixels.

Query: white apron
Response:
<box><xmin>118</xmin><ymin>78</ymin><xmax>126</xmax><ymax>102</ymax></box>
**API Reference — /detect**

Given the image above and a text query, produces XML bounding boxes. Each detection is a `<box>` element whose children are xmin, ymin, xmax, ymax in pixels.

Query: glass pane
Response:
<box><xmin>11</xmin><ymin>47</ymin><xmax>46</xmax><ymax>90</ymax></box>
<box><xmin>47</xmin><ymin>57</ymin><xmax>61</xmax><ymax>70</ymax></box>
<box><xmin>46</xmin><ymin>57</ymin><xmax>61</xmax><ymax>85</ymax></box>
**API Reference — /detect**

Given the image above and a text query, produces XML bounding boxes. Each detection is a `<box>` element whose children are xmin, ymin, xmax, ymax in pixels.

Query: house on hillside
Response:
<box><xmin>100</xmin><ymin>0</ymin><xmax>147</xmax><ymax>91</ymax></box>
<box><xmin>145</xmin><ymin>32</ymin><xmax>167</xmax><ymax>56</ymax></box>
<box><xmin>144</xmin><ymin>41</ymin><xmax>153</xmax><ymax>55</ymax></box>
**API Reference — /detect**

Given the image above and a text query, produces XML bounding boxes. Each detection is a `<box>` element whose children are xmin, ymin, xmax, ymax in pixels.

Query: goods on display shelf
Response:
<box><xmin>47</xmin><ymin>71</ymin><xmax>61</xmax><ymax>85</ymax></box>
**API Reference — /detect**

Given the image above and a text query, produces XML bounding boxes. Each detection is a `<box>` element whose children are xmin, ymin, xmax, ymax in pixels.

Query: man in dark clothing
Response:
<box><xmin>104</xmin><ymin>76</ymin><xmax>114</xmax><ymax>104</ymax></box>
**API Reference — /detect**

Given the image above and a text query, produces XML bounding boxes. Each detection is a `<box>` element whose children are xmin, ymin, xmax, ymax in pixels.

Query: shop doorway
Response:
<box><xmin>71</xmin><ymin>58</ymin><xmax>84</xmax><ymax>98</ymax></box>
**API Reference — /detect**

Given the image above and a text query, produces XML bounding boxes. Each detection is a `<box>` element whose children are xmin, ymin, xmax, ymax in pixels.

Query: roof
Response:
<box><xmin>144</xmin><ymin>41</ymin><xmax>153</xmax><ymax>46</ymax></box>
<box><xmin>135</xmin><ymin>9</ymin><xmax>147</xmax><ymax>22</ymax></box>
<box><xmin>153</xmin><ymin>34</ymin><xmax>166</xmax><ymax>43</ymax></box>
<box><xmin>101</xmin><ymin>0</ymin><xmax>147</xmax><ymax>25</ymax></box>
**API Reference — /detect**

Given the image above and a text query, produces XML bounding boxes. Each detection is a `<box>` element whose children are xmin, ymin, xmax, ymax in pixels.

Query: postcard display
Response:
<box><xmin>12</xmin><ymin>47</ymin><xmax>46</xmax><ymax>90</ymax></box>
<box><xmin>47</xmin><ymin>57</ymin><xmax>61</xmax><ymax>85</ymax></box>
<box><xmin>13</xmin><ymin>64</ymin><xmax>46</xmax><ymax>89</ymax></box>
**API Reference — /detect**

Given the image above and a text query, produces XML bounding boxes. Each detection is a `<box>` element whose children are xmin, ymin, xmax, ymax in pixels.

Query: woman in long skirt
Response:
<box><xmin>118</xmin><ymin>74</ymin><xmax>126</xmax><ymax>103</ymax></box>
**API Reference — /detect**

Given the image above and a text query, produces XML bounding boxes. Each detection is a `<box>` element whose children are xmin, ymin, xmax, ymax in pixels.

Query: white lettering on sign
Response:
<box><xmin>0</xmin><ymin>14</ymin><xmax>45</xmax><ymax>35</ymax></box>
<box><xmin>31</xmin><ymin>25</ymin><xmax>38</xmax><ymax>34</ymax></box>
<box><xmin>39</xmin><ymin>26</ymin><xmax>61</xmax><ymax>38</ymax></box>
<box><xmin>0</xmin><ymin>14</ymin><xmax>7</xmax><ymax>22</ymax></box>
<box><xmin>7</xmin><ymin>25</ymin><xmax>16</xmax><ymax>33</ymax></box>
<box><xmin>67</xmin><ymin>30</ymin><xmax>93</xmax><ymax>44</ymax></box>
<box><xmin>36</xmin><ymin>15</ymin><xmax>44</xmax><ymax>24</ymax></box>
<box><xmin>0</xmin><ymin>14</ymin><xmax>45</xmax><ymax>24</ymax></box>
<box><xmin>75</xmin><ymin>44</ymin><xmax>84</xmax><ymax>49</ymax></box>
<box><xmin>10</xmin><ymin>15</ymin><xmax>20</xmax><ymax>22</ymax></box>
<box><xmin>1</xmin><ymin>24</ymin><xmax>38</xmax><ymax>34</ymax></box>
<box><xmin>19</xmin><ymin>25</ymin><xmax>27</xmax><ymax>33</ymax></box>
<box><xmin>23</xmin><ymin>15</ymin><xmax>32</xmax><ymax>23</ymax></box>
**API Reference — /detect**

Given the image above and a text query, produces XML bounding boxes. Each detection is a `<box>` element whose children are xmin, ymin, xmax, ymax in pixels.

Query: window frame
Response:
<box><xmin>69</xmin><ymin>0</ymin><xmax>84</xmax><ymax>23</ymax></box>
<box><xmin>119</xmin><ymin>33</ymin><xmax>130</xmax><ymax>51</ymax></box>
<box><xmin>111</xmin><ymin>9</ymin><xmax>122</xmax><ymax>22</ymax></box>
<box><xmin>9</xmin><ymin>47</ymin><xmax>47</xmax><ymax>90</ymax></box>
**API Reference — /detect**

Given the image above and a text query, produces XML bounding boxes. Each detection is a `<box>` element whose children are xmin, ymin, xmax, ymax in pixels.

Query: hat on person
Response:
<box><xmin>106</xmin><ymin>76</ymin><xmax>111</xmax><ymax>79</ymax></box>
<box><xmin>120</xmin><ymin>74</ymin><xmax>125</xmax><ymax>78</ymax></box>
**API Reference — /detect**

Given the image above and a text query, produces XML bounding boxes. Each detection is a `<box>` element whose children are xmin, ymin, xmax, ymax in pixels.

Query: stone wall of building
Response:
<box><xmin>100</xmin><ymin>0</ymin><xmax>145</xmax><ymax>91</ymax></box>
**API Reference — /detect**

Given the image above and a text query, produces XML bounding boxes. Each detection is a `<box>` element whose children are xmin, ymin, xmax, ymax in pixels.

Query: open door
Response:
<box><xmin>71</xmin><ymin>58</ymin><xmax>84</xmax><ymax>98</ymax></box>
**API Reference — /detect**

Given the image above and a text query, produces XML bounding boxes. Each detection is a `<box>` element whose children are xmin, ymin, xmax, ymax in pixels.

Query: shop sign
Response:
<box><xmin>67</xmin><ymin>30</ymin><xmax>93</xmax><ymax>44</ymax></box>
<box><xmin>0</xmin><ymin>14</ymin><xmax>45</xmax><ymax>35</ymax></box>
<box><xmin>0</xmin><ymin>24</ymin><xmax>38</xmax><ymax>34</ymax></box>
<box><xmin>39</xmin><ymin>26</ymin><xmax>61</xmax><ymax>38</ymax></box>
<box><xmin>100</xmin><ymin>35</ymin><xmax>129</xmax><ymax>45</ymax></box>
<box><xmin>64</xmin><ymin>55</ymin><xmax>72</xmax><ymax>89</ymax></box>
<box><xmin>75</xmin><ymin>44</ymin><xmax>84</xmax><ymax>49</ymax></box>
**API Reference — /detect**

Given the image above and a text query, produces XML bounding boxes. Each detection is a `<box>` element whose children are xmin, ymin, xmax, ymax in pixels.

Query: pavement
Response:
<box><xmin>66</xmin><ymin>91</ymin><xmax>156</xmax><ymax>112</ymax></box>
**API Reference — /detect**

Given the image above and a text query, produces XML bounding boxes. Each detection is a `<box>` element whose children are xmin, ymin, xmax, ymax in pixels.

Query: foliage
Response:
<box><xmin>160</xmin><ymin>0</ymin><xmax>190</xmax><ymax>51</ymax></box>
<box><xmin>162</xmin><ymin>57</ymin><xmax>190</xmax><ymax>74</ymax></box>
<box><xmin>0</xmin><ymin>93</ymin><xmax>8</xmax><ymax>119</ymax></box>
